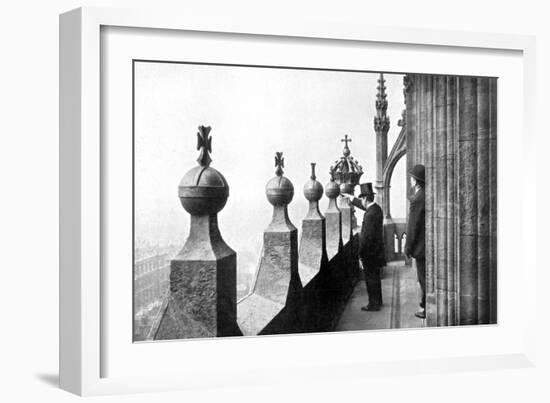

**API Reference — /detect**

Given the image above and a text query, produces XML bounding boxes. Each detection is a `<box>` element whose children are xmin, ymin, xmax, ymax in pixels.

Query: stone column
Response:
<box><xmin>155</xmin><ymin>126</ymin><xmax>241</xmax><ymax>340</ymax></box>
<box><xmin>375</xmin><ymin>73</ymin><xmax>390</xmax><ymax>215</ymax></box>
<box><xmin>488</xmin><ymin>79</ymin><xmax>498</xmax><ymax>324</ymax></box>
<box><xmin>238</xmin><ymin>152</ymin><xmax>301</xmax><ymax>335</ymax></box>
<box><xmin>404</xmin><ymin>74</ymin><xmax>497</xmax><ymax>327</ymax></box>
<box><xmin>434</xmin><ymin>75</ymin><xmax>449</xmax><ymax>326</ymax></box>
<box><xmin>404</xmin><ymin>75</ymin><xmax>415</xmax><ymax>215</ymax></box>
<box><xmin>445</xmin><ymin>76</ymin><xmax>458</xmax><ymax>326</ymax></box>
<box><xmin>299</xmin><ymin>163</ymin><xmax>327</xmax><ymax>286</ymax></box>
<box><xmin>476</xmin><ymin>77</ymin><xmax>491</xmax><ymax>325</ymax></box>
<box><xmin>324</xmin><ymin>167</ymin><xmax>343</xmax><ymax>260</ymax></box>
<box><xmin>458</xmin><ymin>76</ymin><xmax>479</xmax><ymax>325</ymax></box>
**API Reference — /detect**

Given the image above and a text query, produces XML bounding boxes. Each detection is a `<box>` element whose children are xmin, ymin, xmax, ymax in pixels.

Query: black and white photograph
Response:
<box><xmin>132</xmin><ymin>62</ymin><xmax>497</xmax><ymax>341</ymax></box>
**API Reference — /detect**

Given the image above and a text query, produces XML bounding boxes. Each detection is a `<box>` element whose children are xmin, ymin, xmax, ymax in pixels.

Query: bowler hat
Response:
<box><xmin>410</xmin><ymin>164</ymin><xmax>425</xmax><ymax>183</ymax></box>
<box><xmin>358</xmin><ymin>182</ymin><xmax>375</xmax><ymax>198</ymax></box>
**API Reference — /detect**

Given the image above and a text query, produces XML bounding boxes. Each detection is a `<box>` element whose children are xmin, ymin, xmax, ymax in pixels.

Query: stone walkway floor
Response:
<box><xmin>335</xmin><ymin>261</ymin><xmax>425</xmax><ymax>331</ymax></box>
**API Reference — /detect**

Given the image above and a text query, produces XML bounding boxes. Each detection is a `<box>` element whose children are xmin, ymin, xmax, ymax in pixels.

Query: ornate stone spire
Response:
<box><xmin>374</xmin><ymin>73</ymin><xmax>390</xmax><ymax>210</ymax></box>
<box><xmin>374</xmin><ymin>73</ymin><xmax>390</xmax><ymax>133</ymax></box>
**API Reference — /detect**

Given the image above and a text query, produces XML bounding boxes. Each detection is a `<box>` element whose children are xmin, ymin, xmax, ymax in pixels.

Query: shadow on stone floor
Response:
<box><xmin>335</xmin><ymin>261</ymin><xmax>424</xmax><ymax>331</ymax></box>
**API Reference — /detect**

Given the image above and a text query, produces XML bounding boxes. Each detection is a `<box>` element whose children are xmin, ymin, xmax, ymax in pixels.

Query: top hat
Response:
<box><xmin>409</xmin><ymin>164</ymin><xmax>425</xmax><ymax>183</ymax></box>
<box><xmin>358</xmin><ymin>182</ymin><xmax>375</xmax><ymax>198</ymax></box>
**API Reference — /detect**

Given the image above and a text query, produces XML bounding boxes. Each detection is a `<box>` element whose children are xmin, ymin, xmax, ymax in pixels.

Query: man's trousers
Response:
<box><xmin>415</xmin><ymin>258</ymin><xmax>426</xmax><ymax>309</ymax></box>
<box><xmin>363</xmin><ymin>263</ymin><xmax>383</xmax><ymax>307</ymax></box>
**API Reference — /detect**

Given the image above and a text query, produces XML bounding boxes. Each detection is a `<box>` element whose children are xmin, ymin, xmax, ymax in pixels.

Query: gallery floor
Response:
<box><xmin>336</xmin><ymin>261</ymin><xmax>425</xmax><ymax>331</ymax></box>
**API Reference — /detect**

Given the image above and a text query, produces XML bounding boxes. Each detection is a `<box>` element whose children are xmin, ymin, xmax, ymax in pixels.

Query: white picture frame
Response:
<box><xmin>60</xmin><ymin>6</ymin><xmax>537</xmax><ymax>396</ymax></box>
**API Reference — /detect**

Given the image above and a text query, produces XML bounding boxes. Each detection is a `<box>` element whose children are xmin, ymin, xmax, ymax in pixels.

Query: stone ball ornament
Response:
<box><xmin>303</xmin><ymin>162</ymin><xmax>323</xmax><ymax>202</ymax></box>
<box><xmin>325</xmin><ymin>167</ymin><xmax>341</xmax><ymax>199</ymax></box>
<box><xmin>265</xmin><ymin>152</ymin><xmax>294</xmax><ymax>206</ymax></box>
<box><xmin>339</xmin><ymin>182</ymin><xmax>355</xmax><ymax>196</ymax></box>
<box><xmin>178</xmin><ymin>126</ymin><xmax>230</xmax><ymax>216</ymax></box>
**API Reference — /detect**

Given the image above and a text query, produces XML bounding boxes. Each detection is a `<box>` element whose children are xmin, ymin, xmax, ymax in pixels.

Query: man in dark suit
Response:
<box><xmin>405</xmin><ymin>164</ymin><xmax>426</xmax><ymax>319</ymax></box>
<box><xmin>345</xmin><ymin>183</ymin><xmax>386</xmax><ymax>311</ymax></box>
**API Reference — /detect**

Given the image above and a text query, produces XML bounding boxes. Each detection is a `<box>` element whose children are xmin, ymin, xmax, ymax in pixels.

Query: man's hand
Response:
<box><xmin>341</xmin><ymin>192</ymin><xmax>353</xmax><ymax>199</ymax></box>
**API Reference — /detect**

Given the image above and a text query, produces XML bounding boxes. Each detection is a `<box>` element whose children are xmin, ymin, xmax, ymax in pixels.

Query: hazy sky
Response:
<box><xmin>134</xmin><ymin>62</ymin><xmax>406</xmax><ymax>275</ymax></box>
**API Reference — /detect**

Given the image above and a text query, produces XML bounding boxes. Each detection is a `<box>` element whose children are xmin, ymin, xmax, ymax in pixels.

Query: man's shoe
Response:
<box><xmin>361</xmin><ymin>305</ymin><xmax>381</xmax><ymax>312</ymax></box>
<box><xmin>414</xmin><ymin>309</ymin><xmax>426</xmax><ymax>319</ymax></box>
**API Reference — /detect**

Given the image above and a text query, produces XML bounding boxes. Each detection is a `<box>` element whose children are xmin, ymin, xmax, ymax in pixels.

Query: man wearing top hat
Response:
<box><xmin>343</xmin><ymin>183</ymin><xmax>386</xmax><ymax>311</ymax></box>
<box><xmin>406</xmin><ymin>164</ymin><xmax>426</xmax><ymax>319</ymax></box>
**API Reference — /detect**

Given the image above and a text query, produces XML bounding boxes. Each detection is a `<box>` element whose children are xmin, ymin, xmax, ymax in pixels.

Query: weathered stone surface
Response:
<box><xmin>237</xmin><ymin>225</ymin><xmax>302</xmax><ymax>335</ymax></box>
<box><xmin>375</xmin><ymin>73</ymin><xmax>390</xmax><ymax>211</ymax></box>
<box><xmin>325</xmin><ymin>175</ymin><xmax>343</xmax><ymax>260</ymax></box>
<box><xmin>405</xmin><ymin>75</ymin><xmax>497</xmax><ymax>327</ymax></box>
<box><xmin>338</xmin><ymin>196</ymin><xmax>353</xmax><ymax>244</ymax></box>
<box><xmin>154</xmin><ymin>126</ymin><xmax>241</xmax><ymax>340</ymax></box>
<box><xmin>299</xmin><ymin>195</ymin><xmax>327</xmax><ymax>286</ymax></box>
<box><xmin>154</xmin><ymin>216</ymin><xmax>241</xmax><ymax>339</ymax></box>
<box><xmin>237</xmin><ymin>156</ymin><xmax>301</xmax><ymax>336</ymax></box>
<box><xmin>325</xmin><ymin>210</ymin><xmax>343</xmax><ymax>260</ymax></box>
<box><xmin>254</xmin><ymin>226</ymin><xmax>298</xmax><ymax>303</ymax></box>
<box><xmin>299</xmin><ymin>218</ymin><xmax>326</xmax><ymax>285</ymax></box>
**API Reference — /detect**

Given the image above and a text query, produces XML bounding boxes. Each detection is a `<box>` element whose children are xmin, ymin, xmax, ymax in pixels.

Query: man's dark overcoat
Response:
<box><xmin>356</xmin><ymin>202</ymin><xmax>386</xmax><ymax>269</ymax></box>
<box><xmin>405</xmin><ymin>188</ymin><xmax>425</xmax><ymax>260</ymax></box>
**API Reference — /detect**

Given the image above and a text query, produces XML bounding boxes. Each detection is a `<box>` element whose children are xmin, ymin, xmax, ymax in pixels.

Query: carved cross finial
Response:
<box><xmin>341</xmin><ymin>134</ymin><xmax>351</xmax><ymax>148</ymax></box>
<box><xmin>196</xmin><ymin>125</ymin><xmax>212</xmax><ymax>167</ymax></box>
<box><xmin>341</xmin><ymin>134</ymin><xmax>352</xmax><ymax>157</ymax></box>
<box><xmin>310</xmin><ymin>162</ymin><xmax>317</xmax><ymax>180</ymax></box>
<box><xmin>274</xmin><ymin>152</ymin><xmax>284</xmax><ymax>176</ymax></box>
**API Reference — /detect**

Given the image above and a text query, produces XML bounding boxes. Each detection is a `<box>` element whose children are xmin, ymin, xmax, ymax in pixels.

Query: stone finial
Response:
<box><xmin>155</xmin><ymin>125</ymin><xmax>240</xmax><ymax>340</ymax></box>
<box><xmin>299</xmin><ymin>162</ymin><xmax>327</xmax><ymax>301</ymax></box>
<box><xmin>238</xmin><ymin>153</ymin><xmax>299</xmax><ymax>335</ymax></box>
<box><xmin>310</xmin><ymin>162</ymin><xmax>317</xmax><ymax>180</ymax></box>
<box><xmin>331</xmin><ymin>135</ymin><xmax>363</xmax><ymax>196</ymax></box>
<box><xmin>266</xmin><ymin>152</ymin><xmax>294</xmax><ymax>206</ymax></box>
<box><xmin>196</xmin><ymin>125</ymin><xmax>213</xmax><ymax>167</ymax></box>
<box><xmin>303</xmin><ymin>163</ymin><xmax>323</xmax><ymax>203</ymax></box>
<box><xmin>275</xmin><ymin>152</ymin><xmax>284</xmax><ymax>176</ymax></box>
<box><xmin>325</xmin><ymin>166</ymin><xmax>340</xmax><ymax>200</ymax></box>
<box><xmin>374</xmin><ymin>73</ymin><xmax>391</xmax><ymax>133</ymax></box>
<box><xmin>178</xmin><ymin>127</ymin><xmax>229</xmax><ymax>216</ymax></box>
<box><xmin>341</xmin><ymin>134</ymin><xmax>352</xmax><ymax>157</ymax></box>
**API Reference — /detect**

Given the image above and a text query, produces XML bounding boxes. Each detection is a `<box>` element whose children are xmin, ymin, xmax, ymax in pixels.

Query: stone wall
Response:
<box><xmin>405</xmin><ymin>75</ymin><xmax>497</xmax><ymax>326</ymax></box>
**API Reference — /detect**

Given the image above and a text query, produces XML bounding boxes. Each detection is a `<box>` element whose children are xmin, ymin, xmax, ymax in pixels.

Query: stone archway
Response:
<box><xmin>380</xmin><ymin>118</ymin><xmax>408</xmax><ymax>263</ymax></box>
<box><xmin>382</xmin><ymin>146</ymin><xmax>406</xmax><ymax>219</ymax></box>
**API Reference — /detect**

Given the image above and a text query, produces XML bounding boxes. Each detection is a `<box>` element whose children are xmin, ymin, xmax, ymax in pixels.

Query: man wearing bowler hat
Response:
<box><xmin>406</xmin><ymin>164</ymin><xmax>426</xmax><ymax>319</ymax></box>
<box><xmin>344</xmin><ymin>183</ymin><xmax>386</xmax><ymax>311</ymax></box>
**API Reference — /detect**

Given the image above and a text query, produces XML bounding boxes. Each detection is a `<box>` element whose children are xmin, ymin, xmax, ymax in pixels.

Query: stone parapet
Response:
<box><xmin>238</xmin><ymin>152</ymin><xmax>302</xmax><ymax>335</ymax></box>
<box><xmin>299</xmin><ymin>163</ymin><xmax>327</xmax><ymax>286</ymax></box>
<box><xmin>154</xmin><ymin>126</ymin><xmax>241</xmax><ymax>340</ymax></box>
